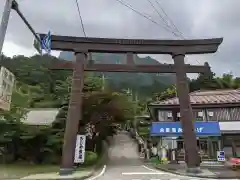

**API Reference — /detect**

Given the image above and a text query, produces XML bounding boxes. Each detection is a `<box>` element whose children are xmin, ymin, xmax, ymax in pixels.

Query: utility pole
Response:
<box><xmin>0</xmin><ymin>0</ymin><xmax>42</xmax><ymax>55</ymax></box>
<box><xmin>0</xmin><ymin>0</ymin><xmax>13</xmax><ymax>54</ymax></box>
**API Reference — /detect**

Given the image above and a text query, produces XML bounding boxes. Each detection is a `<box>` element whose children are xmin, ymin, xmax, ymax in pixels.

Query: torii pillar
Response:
<box><xmin>173</xmin><ymin>53</ymin><xmax>198</xmax><ymax>171</ymax></box>
<box><xmin>59</xmin><ymin>52</ymin><xmax>86</xmax><ymax>175</ymax></box>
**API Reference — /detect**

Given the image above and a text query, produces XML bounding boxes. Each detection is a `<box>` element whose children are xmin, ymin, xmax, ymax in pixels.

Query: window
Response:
<box><xmin>158</xmin><ymin>111</ymin><xmax>165</xmax><ymax>121</ymax></box>
<box><xmin>158</xmin><ymin>110</ymin><xmax>173</xmax><ymax>121</ymax></box>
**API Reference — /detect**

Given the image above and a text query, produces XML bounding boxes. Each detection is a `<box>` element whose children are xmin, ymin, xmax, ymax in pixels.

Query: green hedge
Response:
<box><xmin>138</xmin><ymin>126</ymin><xmax>150</xmax><ymax>137</ymax></box>
<box><xmin>83</xmin><ymin>151</ymin><xmax>98</xmax><ymax>166</ymax></box>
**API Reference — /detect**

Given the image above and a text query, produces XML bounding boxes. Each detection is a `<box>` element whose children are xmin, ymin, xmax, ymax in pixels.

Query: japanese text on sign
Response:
<box><xmin>74</xmin><ymin>135</ymin><xmax>86</xmax><ymax>163</ymax></box>
<box><xmin>159</xmin><ymin>127</ymin><xmax>204</xmax><ymax>133</ymax></box>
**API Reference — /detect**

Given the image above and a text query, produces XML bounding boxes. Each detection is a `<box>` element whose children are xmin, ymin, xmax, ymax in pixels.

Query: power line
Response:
<box><xmin>154</xmin><ymin>0</ymin><xmax>201</xmax><ymax>64</ymax></box>
<box><xmin>116</xmin><ymin>0</ymin><xmax>200</xmax><ymax>65</ymax></box>
<box><xmin>114</xmin><ymin>0</ymin><xmax>182</xmax><ymax>38</ymax></box>
<box><xmin>146</xmin><ymin>0</ymin><xmax>173</xmax><ymax>33</ymax></box>
<box><xmin>155</xmin><ymin>0</ymin><xmax>184</xmax><ymax>39</ymax></box>
<box><xmin>75</xmin><ymin>0</ymin><xmax>86</xmax><ymax>37</ymax></box>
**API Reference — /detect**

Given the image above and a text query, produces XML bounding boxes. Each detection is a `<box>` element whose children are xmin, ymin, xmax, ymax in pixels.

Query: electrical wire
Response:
<box><xmin>155</xmin><ymin>0</ymin><xmax>185</xmax><ymax>39</ymax></box>
<box><xmin>114</xmin><ymin>0</ymin><xmax>183</xmax><ymax>38</ymax></box>
<box><xmin>75</xmin><ymin>0</ymin><xmax>87</xmax><ymax>37</ymax></box>
<box><xmin>146</xmin><ymin>0</ymin><xmax>174</xmax><ymax>34</ymax></box>
<box><xmin>75</xmin><ymin>0</ymin><xmax>93</xmax><ymax>61</ymax></box>
<box><xmin>154</xmin><ymin>0</ymin><xmax>200</xmax><ymax>64</ymax></box>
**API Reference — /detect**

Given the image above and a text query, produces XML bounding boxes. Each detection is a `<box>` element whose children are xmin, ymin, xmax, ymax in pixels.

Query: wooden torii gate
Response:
<box><xmin>38</xmin><ymin>34</ymin><xmax>223</xmax><ymax>174</ymax></box>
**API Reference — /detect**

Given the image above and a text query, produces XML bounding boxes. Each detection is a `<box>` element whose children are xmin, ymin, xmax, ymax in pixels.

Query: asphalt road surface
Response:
<box><xmin>88</xmin><ymin>131</ymin><xmax>236</xmax><ymax>180</ymax></box>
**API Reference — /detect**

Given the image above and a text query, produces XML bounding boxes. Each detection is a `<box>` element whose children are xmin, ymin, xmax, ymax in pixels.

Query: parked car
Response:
<box><xmin>225</xmin><ymin>157</ymin><xmax>240</xmax><ymax>170</ymax></box>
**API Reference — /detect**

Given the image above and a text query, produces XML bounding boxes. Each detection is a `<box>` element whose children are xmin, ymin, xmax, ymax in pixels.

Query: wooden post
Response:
<box><xmin>126</xmin><ymin>52</ymin><xmax>134</xmax><ymax>65</ymax></box>
<box><xmin>173</xmin><ymin>53</ymin><xmax>200</xmax><ymax>172</ymax></box>
<box><xmin>59</xmin><ymin>52</ymin><xmax>86</xmax><ymax>175</ymax></box>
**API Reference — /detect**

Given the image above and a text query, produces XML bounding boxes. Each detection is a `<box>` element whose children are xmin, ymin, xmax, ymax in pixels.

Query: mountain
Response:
<box><xmin>59</xmin><ymin>52</ymin><xmax>176</xmax><ymax>97</ymax></box>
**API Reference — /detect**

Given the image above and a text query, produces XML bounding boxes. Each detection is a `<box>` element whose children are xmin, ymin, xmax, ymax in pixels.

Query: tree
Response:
<box><xmin>189</xmin><ymin>62</ymin><xmax>216</xmax><ymax>91</ymax></box>
<box><xmin>52</xmin><ymin>90</ymin><xmax>134</xmax><ymax>154</ymax></box>
<box><xmin>153</xmin><ymin>85</ymin><xmax>177</xmax><ymax>101</ymax></box>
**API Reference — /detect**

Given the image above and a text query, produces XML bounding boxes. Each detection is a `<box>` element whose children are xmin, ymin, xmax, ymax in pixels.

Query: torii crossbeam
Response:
<box><xmin>38</xmin><ymin>33</ymin><xmax>223</xmax><ymax>175</ymax></box>
<box><xmin>51</xmin><ymin>61</ymin><xmax>210</xmax><ymax>73</ymax></box>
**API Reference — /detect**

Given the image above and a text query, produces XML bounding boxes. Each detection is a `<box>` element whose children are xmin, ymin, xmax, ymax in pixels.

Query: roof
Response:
<box><xmin>21</xmin><ymin>108</ymin><xmax>59</xmax><ymax>125</ymax></box>
<box><xmin>150</xmin><ymin>89</ymin><xmax>240</xmax><ymax>106</ymax></box>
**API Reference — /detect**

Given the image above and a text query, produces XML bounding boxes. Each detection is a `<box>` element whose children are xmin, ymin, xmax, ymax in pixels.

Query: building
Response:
<box><xmin>21</xmin><ymin>108</ymin><xmax>59</xmax><ymax>126</ymax></box>
<box><xmin>0</xmin><ymin>66</ymin><xmax>15</xmax><ymax>111</ymax></box>
<box><xmin>148</xmin><ymin>89</ymin><xmax>240</xmax><ymax>160</ymax></box>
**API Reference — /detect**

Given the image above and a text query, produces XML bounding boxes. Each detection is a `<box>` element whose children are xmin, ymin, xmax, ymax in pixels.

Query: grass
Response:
<box><xmin>11</xmin><ymin>90</ymin><xmax>30</xmax><ymax>107</ymax></box>
<box><xmin>0</xmin><ymin>163</ymin><xmax>86</xmax><ymax>179</ymax></box>
<box><xmin>0</xmin><ymin>163</ymin><xmax>59</xmax><ymax>179</ymax></box>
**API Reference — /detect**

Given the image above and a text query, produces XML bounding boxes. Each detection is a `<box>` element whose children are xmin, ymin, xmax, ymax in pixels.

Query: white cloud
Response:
<box><xmin>2</xmin><ymin>41</ymin><xmax>36</xmax><ymax>58</ymax></box>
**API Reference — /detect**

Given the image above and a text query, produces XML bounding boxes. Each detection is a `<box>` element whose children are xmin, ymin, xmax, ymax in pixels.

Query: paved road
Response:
<box><xmin>88</xmin><ymin>131</ymin><xmax>235</xmax><ymax>180</ymax></box>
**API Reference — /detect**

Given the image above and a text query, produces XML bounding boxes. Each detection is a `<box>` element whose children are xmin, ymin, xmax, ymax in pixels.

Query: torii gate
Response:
<box><xmin>38</xmin><ymin>34</ymin><xmax>223</xmax><ymax>174</ymax></box>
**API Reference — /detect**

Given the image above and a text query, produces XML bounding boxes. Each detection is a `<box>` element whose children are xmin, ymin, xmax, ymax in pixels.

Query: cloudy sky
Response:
<box><xmin>0</xmin><ymin>0</ymin><xmax>239</xmax><ymax>76</ymax></box>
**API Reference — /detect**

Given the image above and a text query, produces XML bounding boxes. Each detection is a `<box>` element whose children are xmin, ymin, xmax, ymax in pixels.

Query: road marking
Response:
<box><xmin>122</xmin><ymin>172</ymin><xmax>166</xmax><ymax>175</ymax></box>
<box><xmin>87</xmin><ymin>164</ymin><xmax>106</xmax><ymax>180</ymax></box>
<box><xmin>142</xmin><ymin>165</ymin><xmax>159</xmax><ymax>172</ymax></box>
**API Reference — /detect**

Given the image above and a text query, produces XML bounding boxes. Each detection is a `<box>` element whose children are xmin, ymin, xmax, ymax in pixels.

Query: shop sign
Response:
<box><xmin>151</xmin><ymin>121</ymin><xmax>221</xmax><ymax>136</ymax></box>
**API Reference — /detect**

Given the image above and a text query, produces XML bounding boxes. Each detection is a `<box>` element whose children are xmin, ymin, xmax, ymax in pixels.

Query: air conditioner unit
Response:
<box><xmin>177</xmin><ymin>112</ymin><xmax>181</xmax><ymax>117</ymax></box>
<box><xmin>198</xmin><ymin>111</ymin><xmax>203</xmax><ymax>117</ymax></box>
<box><xmin>208</xmin><ymin>111</ymin><xmax>214</xmax><ymax>117</ymax></box>
<box><xmin>167</xmin><ymin>112</ymin><xmax>172</xmax><ymax>118</ymax></box>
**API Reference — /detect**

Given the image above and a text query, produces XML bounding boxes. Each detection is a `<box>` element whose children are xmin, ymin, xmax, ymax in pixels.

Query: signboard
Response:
<box><xmin>74</xmin><ymin>134</ymin><xmax>86</xmax><ymax>163</ymax></box>
<box><xmin>217</xmin><ymin>151</ymin><xmax>225</xmax><ymax>161</ymax></box>
<box><xmin>150</xmin><ymin>122</ymin><xmax>221</xmax><ymax>137</ymax></box>
<box><xmin>0</xmin><ymin>67</ymin><xmax>15</xmax><ymax>111</ymax></box>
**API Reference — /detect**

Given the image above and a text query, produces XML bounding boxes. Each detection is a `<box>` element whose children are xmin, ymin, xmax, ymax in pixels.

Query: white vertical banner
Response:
<box><xmin>74</xmin><ymin>134</ymin><xmax>86</xmax><ymax>163</ymax></box>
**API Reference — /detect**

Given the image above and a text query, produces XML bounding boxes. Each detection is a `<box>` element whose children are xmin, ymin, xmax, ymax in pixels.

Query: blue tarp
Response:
<box><xmin>150</xmin><ymin>121</ymin><xmax>221</xmax><ymax>137</ymax></box>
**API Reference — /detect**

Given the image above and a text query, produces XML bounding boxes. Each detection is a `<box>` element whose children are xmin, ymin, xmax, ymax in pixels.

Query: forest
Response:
<box><xmin>0</xmin><ymin>54</ymin><xmax>239</xmax><ymax>166</ymax></box>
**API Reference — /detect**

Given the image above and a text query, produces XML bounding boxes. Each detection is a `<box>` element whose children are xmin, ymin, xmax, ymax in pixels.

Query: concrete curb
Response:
<box><xmin>19</xmin><ymin>172</ymin><xmax>94</xmax><ymax>180</ymax></box>
<box><xmin>75</xmin><ymin>172</ymin><xmax>94</xmax><ymax>180</ymax></box>
<box><xmin>92</xmin><ymin>141</ymin><xmax>109</xmax><ymax>171</ymax></box>
<box><xmin>79</xmin><ymin>140</ymin><xmax>109</xmax><ymax>180</ymax></box>
<box><xmin>152</xmin><ymin>164</ymin><xmax>240</xmax><ymax>179</ymax></box>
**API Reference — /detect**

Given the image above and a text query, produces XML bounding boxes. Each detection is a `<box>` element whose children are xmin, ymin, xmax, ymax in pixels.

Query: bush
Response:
<box><xmin>83</xmin><ymin>151</ymin><xmax>98</xmax><ymax>166</ymax></box>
